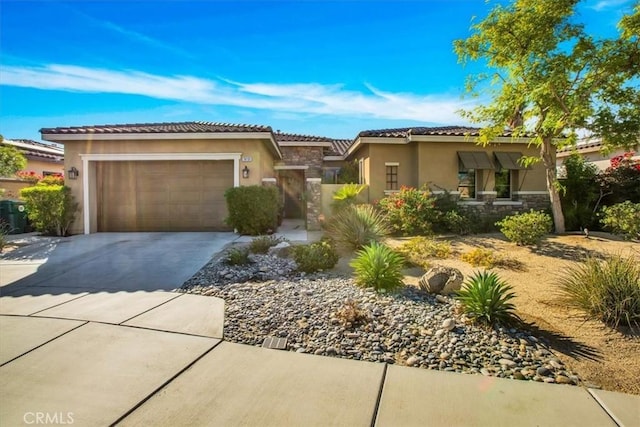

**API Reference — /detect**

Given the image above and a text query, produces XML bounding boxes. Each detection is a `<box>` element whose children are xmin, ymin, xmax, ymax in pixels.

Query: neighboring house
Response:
<box><xmin>345</xmin><ymin>127</ymin><xmax>550</xmax><ymax>213</ymax></box>
<box><xmin>0</xmin><ymin>139</ymin><xmax>64</xmax><ymax>199</ymax></box>
<box><xmin>41</xmin><ymin>121</ymin><xmax>552</xmax><ymax>235</ymax></box>
<box><xmin>556</xmin><ymin>138</ymin><xmax>640</xmax><ymax>175</ymax></box>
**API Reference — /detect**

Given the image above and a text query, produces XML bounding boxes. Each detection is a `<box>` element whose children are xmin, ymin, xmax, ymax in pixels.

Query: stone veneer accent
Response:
<box><xmin>460</xmin><ymin>192</ymin><xmax>551</xmax><ymax>215</ymax></box>
<box><xmin>278</xmin><ymin>146</ymin><xmax>324</xmax><ymax>178</ymax></box>
<box><xmin>305</xmin><ymin>178</ymin><xmax>322</xmax><ymax>231</ymax></box>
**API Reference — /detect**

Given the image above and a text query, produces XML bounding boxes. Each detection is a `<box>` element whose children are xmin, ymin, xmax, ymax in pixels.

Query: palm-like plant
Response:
<box><xmin>331</xmin><ymin>183</ymin><xmax>366</xmax><ymax>212</ymax></box>
<box><xmin>326</xmin><ymin>204</ymin><xmax>390</xmax><ymax>252</ymax></box>
<box><xmin>456</xmin><ymin>271</ymin><xmax>520</xmax><ymax>326</ymax></box>
<box><xmin>350</xmin><ymin>242</ymin><xmax>405</xmax><ymax>291</ymax></box>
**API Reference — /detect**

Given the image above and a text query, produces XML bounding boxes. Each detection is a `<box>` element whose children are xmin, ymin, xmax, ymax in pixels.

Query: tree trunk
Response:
<box><xmin>541</xmin><ymin>136</ymin><xmax>565</xmax><ymax>233</ymax></box>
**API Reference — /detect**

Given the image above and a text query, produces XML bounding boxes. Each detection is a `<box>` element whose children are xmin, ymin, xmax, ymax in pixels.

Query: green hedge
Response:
<box><xmin>225</xmin><ymin>186</ymin><xmax>281</xmax><ymax>235</ymax></box>
<box><xmin>20</xmin><ymin>184</ymin><xmax>77</xmax><ymax>236</ymax></box>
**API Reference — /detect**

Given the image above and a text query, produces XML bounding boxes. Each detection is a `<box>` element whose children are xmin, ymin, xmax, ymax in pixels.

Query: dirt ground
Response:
<box><xmin>379</xmin><ymin>232</ymin><xmax>640</xmax><ymax>395</ymax></box>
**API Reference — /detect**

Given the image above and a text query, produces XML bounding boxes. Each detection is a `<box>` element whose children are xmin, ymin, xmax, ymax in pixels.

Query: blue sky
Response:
<box><xmin>0</xmin><ymin>0</ymin><xmax>634</xmax><ymax>142</ymax></box>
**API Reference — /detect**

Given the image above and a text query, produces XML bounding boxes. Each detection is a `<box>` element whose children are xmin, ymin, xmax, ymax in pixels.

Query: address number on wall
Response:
<box><xmin>242</xmin><ymin>156</ymin><xmax>253</xmax><ymax>162</ymax></box>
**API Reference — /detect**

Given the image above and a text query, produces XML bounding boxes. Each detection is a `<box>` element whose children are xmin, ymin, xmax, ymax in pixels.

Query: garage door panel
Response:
<box><xmin>98</xmin><ymin>160</ymin><xmax>234</xmax><ymax>232</ymax></box>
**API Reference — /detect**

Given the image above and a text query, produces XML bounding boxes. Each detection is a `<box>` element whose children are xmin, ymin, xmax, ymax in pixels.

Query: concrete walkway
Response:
<box><xmin>1</xmin><ymin>233</ymin><xmax>639</xmax><ymax>426</ymax></box>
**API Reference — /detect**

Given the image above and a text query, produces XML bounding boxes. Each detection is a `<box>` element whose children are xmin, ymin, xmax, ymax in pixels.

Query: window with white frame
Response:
<box><xmin>385</xmin><ymin>162</ymin><xmax>398</xmax><ymax>191</ymax></box>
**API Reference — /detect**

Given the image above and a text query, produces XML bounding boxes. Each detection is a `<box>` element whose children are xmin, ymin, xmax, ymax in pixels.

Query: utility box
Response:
<box><xmin>0</xmin><ymin>200</ymin><xmax>28</xmax><ymax>234</ymax></box>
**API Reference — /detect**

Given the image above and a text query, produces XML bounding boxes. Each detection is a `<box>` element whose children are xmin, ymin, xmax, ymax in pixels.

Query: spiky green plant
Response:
<box><xmin>224</xmin><ymin>247</ymin><xmax>251</xmax><ymax>266</ymax></box>
<box><xmin>331</xmin><ymin>183</ymin><xmax>366</xmax><ymax>212</ymax></box>
<box><xmin>350</xmin><ymin>242</ymin><xmax>405</xmax><ymax>291</ymax></box>
<box><xmin>326</xmin><ymin>204</ymin><xmax>390</xmax><ymax>252</ymax></box>
<box><xmin>249</xmin><ymin>235</ymin><xmax>284</xmax><ymax>254</ymax></box>
<box><xmin>557</xmin><ymin>254</ymin><xmax>640</xmax><ymax>328</ymax></box>
<box><xmin>456</xmin><ymin>271</ymin><xmax>520</xmax><ymax>326</ymax></box>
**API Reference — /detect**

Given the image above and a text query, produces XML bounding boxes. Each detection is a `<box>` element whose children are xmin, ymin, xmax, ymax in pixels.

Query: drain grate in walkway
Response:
<box><xmin>262</xmin><ymin>337</ymin><xmax>287</xmax><ymax>350</ymax></box>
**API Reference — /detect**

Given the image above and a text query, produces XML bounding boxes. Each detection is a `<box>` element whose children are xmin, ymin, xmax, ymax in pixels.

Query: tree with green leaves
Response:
<box><xmin>0</xmin><ymin>135</ymin><xmax>27</xmax><ymax>177</ymax></box>
<box><xmin>454</xmin><ymin>0</ymin><xmax>640</xmax><ymax>233</ymax></box>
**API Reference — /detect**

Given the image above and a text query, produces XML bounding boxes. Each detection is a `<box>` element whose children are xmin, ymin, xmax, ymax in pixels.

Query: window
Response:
<box><xmin>386</xmin><ymin>165</ymin><xmax>398</xmax><ymax>191</ymax></box>
<box><xmin>458</xmin><ymin>160</ymin><xmax>476</xmax><ymax>198</ymax></box>
<box><xmin>495</xmin><ymin>168</ymin><xmax>511</xmax><ymax>198</ymax></box>
<box><xmin>358</xmin><ymin>159</ymin><xmax>364</xmax><ymax>184</ymax></box>
<box><xmin>322</xmin><ymin>168</ymin><xmax>339</xmax><ymax>184</ymax></box>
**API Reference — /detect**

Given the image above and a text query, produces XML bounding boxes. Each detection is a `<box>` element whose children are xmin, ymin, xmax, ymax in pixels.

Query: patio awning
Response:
<box><xmin>494</xmin><ymin>151</ymin><xmax>527</xmax><ymax>170</ymax></box>
<box><xmin>457</xmin><ymin>151</ymin><xmax>494</xmax><ymax>170</ymax></box>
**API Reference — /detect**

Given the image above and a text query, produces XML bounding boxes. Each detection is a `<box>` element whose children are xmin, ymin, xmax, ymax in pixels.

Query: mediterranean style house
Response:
<box><xmin>556</xmin><ymin>137</ymin><xmax>640</xmax><ymax>174</ymax></box>
<box><xmin>40</xmin><ymin>122</ymin><xmax>553</xmax><ymax>234</ymax></box>
<box><xmin>0</xmin><ymin>138</ymin><xmax>65</xmax><ymax>199</ymax></box>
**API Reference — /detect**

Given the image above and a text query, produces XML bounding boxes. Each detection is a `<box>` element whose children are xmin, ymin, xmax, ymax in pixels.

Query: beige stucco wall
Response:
<box><xmin>22</xmin><ymin>158</ymin><xmax>65</xmax><ymax>176</ymax></box>
<box><xmin>352</xmin><ymin>139</ymin><xmax>551</xmax><ymax>202</ymax></box>
<box><xmin>63</xmin><ymin>138</ymin><xmax>277</xmax><ymax>234</ymax></box>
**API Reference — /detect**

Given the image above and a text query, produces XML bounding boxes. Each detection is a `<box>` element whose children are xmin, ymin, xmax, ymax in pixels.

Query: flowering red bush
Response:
<box><xmin>598</xmin><ymin>151</ymin><xmax>640</xmax><ymax>204</ymax></box>
<box><xmin>377</xmin><ymin>185</ymin><xmax>439</xmax><ymax>235</ymax></box>
<box><xmin>16</xmin><ymin>170</ymin><xmax>42</xmax><ymax>183</ymax></box>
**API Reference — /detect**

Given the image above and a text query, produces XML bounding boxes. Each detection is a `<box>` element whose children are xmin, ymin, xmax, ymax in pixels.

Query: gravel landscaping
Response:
<box><xmin>181</xmin><ymin>252</ymin><xmax>581</xmax><ymax>386</ymax></box>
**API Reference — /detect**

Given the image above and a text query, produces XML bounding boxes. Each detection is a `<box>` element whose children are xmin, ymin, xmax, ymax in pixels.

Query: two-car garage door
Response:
<box><xmin>97</xmin><ymin>160</ymin><xmax>233</xmax><ymax>231</ymax></box>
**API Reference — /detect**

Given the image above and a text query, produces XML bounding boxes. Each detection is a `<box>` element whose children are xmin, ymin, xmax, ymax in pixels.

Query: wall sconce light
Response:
<box><xmin>67</xmin><ymin>166</ymin><xmax>79</xmax><ymax>180</ymax></box>
<box><xmin>242</xmin><ymin>165</ymin><xmax>250</xmax><ymax>179</ymax></box>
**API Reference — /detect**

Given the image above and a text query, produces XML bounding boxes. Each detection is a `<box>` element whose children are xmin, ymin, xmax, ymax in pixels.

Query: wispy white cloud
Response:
<box><xmin>100</xmin><ymin>21</ymin><xmax>195</xmax><ymax>59</ymax></box>
<box><xmin>589</xmin><ymin>0</ymin><xmax>631</xmax><ymax>11</ymax></box>
<box><xmin>0</xmin><ymin>63</ymin><xmax>474</xmax><ymax>124</ymax></box>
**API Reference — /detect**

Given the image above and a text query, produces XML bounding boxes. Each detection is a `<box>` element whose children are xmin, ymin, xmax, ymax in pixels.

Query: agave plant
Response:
<box><xmin>350</xmin><ymin>242</ymin><xmax>405</xmax><ymax>292</ymax></box>
<box><xmin>455</xmin><ymin>271</ymin><xmax>520</xmax><ymax>326</ymax></box>
<box><xmin>326</xmin><ymin>204</ymin><xmax>390</xmax><ymax>252</ymax></box>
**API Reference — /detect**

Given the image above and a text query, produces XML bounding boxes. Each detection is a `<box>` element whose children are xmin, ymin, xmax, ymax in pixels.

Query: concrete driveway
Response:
<box><xmin>0</xmin><ymin>232</ymin><xmax>238</xmax><ymax>297</ymax></box>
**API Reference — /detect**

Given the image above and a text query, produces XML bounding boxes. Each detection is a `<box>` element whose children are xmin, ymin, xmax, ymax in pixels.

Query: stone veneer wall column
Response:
<box><xmin>306</xmin><ymin>178</ymin><xmax>322</xmax><ymax>231</ymax></box>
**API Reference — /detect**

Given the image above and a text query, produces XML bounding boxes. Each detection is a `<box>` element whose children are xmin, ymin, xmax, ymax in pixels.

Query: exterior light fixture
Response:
<box><xmin>242</xmin><ymin>165</ymin><xmax>250</xmax><ymax>179</ymax></box>
<box><xmin>67</xmin><ymin>167</ymin><xmax>79</xmax><ymax>180</ymax></box>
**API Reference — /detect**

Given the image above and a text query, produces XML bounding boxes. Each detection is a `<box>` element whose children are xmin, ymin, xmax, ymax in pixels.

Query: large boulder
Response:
<box><xmin>418</xmin><ymin>266</ymin><xmax>464</xmax><ymax>295</ymax></box>
<box><xmin>268</xmin><ymin>241</ymin><xmax>292</xmax><ymax>258</ymax></box>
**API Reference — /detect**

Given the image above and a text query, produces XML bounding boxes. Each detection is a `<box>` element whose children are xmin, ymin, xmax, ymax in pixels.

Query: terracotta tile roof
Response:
<box><xmin>274</xmin><ymin>132</ymin><xmax>335</xmax><ymax>143</ymax></box>
<box><xmin>557</xmin><ymin>139</ymin><xmax>603</xmax><ymax>153</ymax></box>
<box><xmin>2</xmin><ymin>139</ymin><xmax>64</xmax><ymax>161</ymax></box>
<box><xmin>40</xmin><ymin>121</ymin><xmax>272</xmax><ymax>135</ymax></box>
<box><xmin>357</xmin><ymin>126</ymin><xmax>527</xmax><ymax>138</ymax></box>
<box><xmin>327</xmin><ymin>139</ymin><xmax>353</xmax><ymax>156</ymax></box>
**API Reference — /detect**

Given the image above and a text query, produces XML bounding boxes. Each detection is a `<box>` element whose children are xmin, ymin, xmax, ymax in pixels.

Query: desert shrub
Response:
<box><xmin>455</xmin><ymin>271</ymin><xmax>520</xmax><ymax>326</ymax></box>
<box><xmin>292</xmin><ymin>240</ymin><xmax>339</xmax><ymax>273</ymax></box>
<box><xmin>249</xmin><ymin>235</ymin><xmax>284</xmax><ymax>254</ymax></box>
<box><xmin>559</xmin><ymin>153</ymin><xmax>600</xmax><ymax>231</ymax></box>
<box><xmin>331</xmin><ymin>183</ymin><xmax>366</xmax><ymax>212</ymax></box>
<box><xmin>600</xmin><ymin>201</ymin><xmax>640</xmax><ymax>240</ymax></box>
<box><xmin>557</xmin><ymin>254</ymin><xmax>640</xmax><ymax>328</ymax></box>
<box><xmin>225</xmin><ymin>186</ymin><xmax>281</xmax><ymax>235</ymax></box>
<box><xmin>496</xmin><ymin>210</ymin><xmax>552</xmax><ymax>245</ymax></box>
<box><xmin>350</xmin><ymin>242</ymin><xmax>405</xmax><ymax>291</ymax></box>
<box><xmin>224</xmin><ymin>247</ymin><xmax>251</xmax><ymax>266</ymax></box>
<box><xmin>326</xmin><ymin>204</ymin><xmax>390</xmax><ymax>252</ymax></box>
<box><xmin>337</xmin><ymin>160</ymin><xmax>359</xmax><ymax>184</ymax></box>
<box><xmin>461</xmin><ymin>248</ymin><xmax>499</xmax><ymax>268</ymax></box>
<box><xmin>439</xmin><ymin>210</ymin><xmax>473</xmax><ymax>235</ymax></box>
<box><xmin>20</xmin><ymin>184</ymin><xmax>77</xmax><ymax>236</ymax></box>
<box><xmin>334</xmin><ymin>300</ymin><xmax>370</xmax><ymax>329</ymax></box>
<box><xmin>377</xmin><ymin>186</ymin><xmax>439</xmax><ymax>236</ymax></box>
<box><xmin>396</xmin><ymin>236</ymin><xmax>452</xmax><ymax>268</ymax></box>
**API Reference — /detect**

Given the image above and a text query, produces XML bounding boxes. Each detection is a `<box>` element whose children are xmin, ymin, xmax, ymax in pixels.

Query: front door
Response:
<box><xmin>281</xmin><ymin>170</ymin><xmax>304</xmax><ymax>219</ymax></box>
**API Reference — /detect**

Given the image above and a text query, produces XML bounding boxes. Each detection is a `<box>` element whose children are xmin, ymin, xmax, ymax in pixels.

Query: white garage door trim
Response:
<box><xmin>80</xmin><ymin>153</ymin><xmax>242</xmax><ymax>234</ymax></box>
